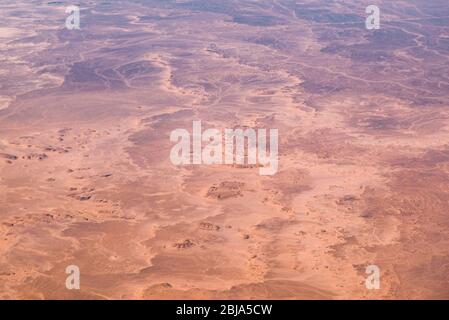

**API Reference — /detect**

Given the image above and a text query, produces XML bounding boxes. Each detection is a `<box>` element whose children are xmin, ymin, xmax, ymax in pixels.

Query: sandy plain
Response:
<box><xmin>0</xmin><ymin>0</ymin><xmax>449</xmax><ymax>299</ymax></box>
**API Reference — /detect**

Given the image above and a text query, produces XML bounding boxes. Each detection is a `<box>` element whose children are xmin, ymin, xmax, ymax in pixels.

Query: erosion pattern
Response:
<box><xmin>0</xmin><ymin>0</ymin><xmax>449</xmax><ymax>299</ymax></box>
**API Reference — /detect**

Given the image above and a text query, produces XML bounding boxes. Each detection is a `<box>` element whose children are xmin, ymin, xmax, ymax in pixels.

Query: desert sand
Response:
<box><xmin>0</xmin><ymin>0</ymin><xmax>449</xmax><ymax>299</ymax></box>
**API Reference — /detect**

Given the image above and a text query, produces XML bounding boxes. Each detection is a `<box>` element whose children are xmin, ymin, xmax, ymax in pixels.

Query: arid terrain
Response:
<box><xmin>0</xmin><ymin>0</ymin><xmax>449</xmax><ymax>299</ymax></box>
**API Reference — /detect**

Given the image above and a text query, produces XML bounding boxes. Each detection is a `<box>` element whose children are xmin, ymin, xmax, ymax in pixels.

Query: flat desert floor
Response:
<box><xmin>0</xmin><ymin>0</ymin><xmax>449</xmax><ymax>299</ymax></box>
